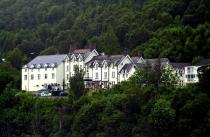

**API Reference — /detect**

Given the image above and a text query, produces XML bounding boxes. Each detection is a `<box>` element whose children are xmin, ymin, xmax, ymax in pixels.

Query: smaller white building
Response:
<box><xmin>183</xmin><ymin>59</ymin><xmax>210</xmax><ymax>84</ymax></box>
<box><xmin>22</xmin><ymin>54</ymin><xmax>67</xmax><ymax>91</ymax></box>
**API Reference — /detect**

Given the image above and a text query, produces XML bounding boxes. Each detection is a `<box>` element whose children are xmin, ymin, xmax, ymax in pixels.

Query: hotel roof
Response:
<box><xmin>25</xmin><ymin>54</ymin><xmax>67</xmax><ymax>68</ymax></box>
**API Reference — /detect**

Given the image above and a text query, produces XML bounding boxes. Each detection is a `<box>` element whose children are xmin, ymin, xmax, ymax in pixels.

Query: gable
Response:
<box><xmin>138</xmin><ymin>57</ymin><xmax>145</xmax><ymax>63</ymax></box>
<box><xmin>119</xmin><ymin>55</ymin><xmax>134</xmax><ymax>66</ymax></box>
<box><xmin>85</xmin><ymin>49</ymin><xmax>99</xmax><ymax>63</ymax></box>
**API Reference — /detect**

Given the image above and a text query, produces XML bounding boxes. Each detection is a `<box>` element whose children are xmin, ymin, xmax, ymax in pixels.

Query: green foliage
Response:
<box><xmin>0</xmin><ymin>0</ymin><xmax>210</xmax><ymax>62</ymax></box>
<box><xmin>0</xmin><ymin>0</ymin><xmax>210</xmax><ymax>136</ymax></box>
<box><xmin>7</xmin><ymin>48</ymin><xmax>27</xmax><ymax>69</ymax></box>
<box><xmin>1</xmin><ymin>75</ymin><xmax>210</xmax><ymax>137</ymax></box>
<box><xmin>197</xmin><ymin>65</ymin><xmax>210</xmax><ymax>92</ymax></box>
<box><xmin>40</xmin><ymin>47</ymin><xmax>59</xmax><ymax>55</ymax></box>
<box><xmin>69</xmin><ymin>65</ymin><xmax>85</xmax><ymax>98</ymax></box>
<box><xmin>161</xmin><ymin>64</ymin><xmax>179</xmax><ymax>87</ymax></box>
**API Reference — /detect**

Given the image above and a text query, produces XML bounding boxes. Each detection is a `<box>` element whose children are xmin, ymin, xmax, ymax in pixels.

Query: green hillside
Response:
<box><xmin>0</xmin><ymin>0</ymin><xmax>210</xmax><ymax>68</ymax></box>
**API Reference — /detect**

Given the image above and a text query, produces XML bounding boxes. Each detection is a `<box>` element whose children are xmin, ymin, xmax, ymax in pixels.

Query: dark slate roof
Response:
<box><xmin>145</xmin><ymin>58</ymin><xmax>169</xmax><ymax>65</ymax></box>
<box><xmin>26</xmin><ymin>54</ymin><xmax>67</xmax><ymax>68</ymax></box>
<box><xmin>69</xmin><ymin>49</ymin><xmax>94</xmax><ymax>60</ymax></box>
<box><xmin>135</xmin><ymin>63</ymin><xmax>147</xmax><ymax>69</ymax></box>
<box><xmin>132</xmin><ymin>57</ymin><xmax>140</xmax><ymax>63</ymax></box>
<box><xmin>86</xmin><ymin>55</ymin><xmax>125</xmax><ymax>67</ymax></box>
<box><xmin>170</xmin><ymin>62</ymin><xmax>190</xmax><ymax>69</ymax></box>
<box><xmin>194</xmin><ymin>59</ymin><xmax>210</xmax><ymax>66</ymax></box>
<box><xmin>109</xmin><ymin>55</ymin><xmax>125</xmax><ymax>65</ymax></box>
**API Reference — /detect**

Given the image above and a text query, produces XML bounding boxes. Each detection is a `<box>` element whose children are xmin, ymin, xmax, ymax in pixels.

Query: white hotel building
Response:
<box><xmin>22</xmin><ymin>48</ymin><xmax>210</xmax><ymax>91</ymax></box>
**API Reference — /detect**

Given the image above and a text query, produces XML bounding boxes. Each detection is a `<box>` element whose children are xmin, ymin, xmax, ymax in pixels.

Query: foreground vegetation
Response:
<box><xmin>1</xmin><ymin>65</ymin><xmax>210</xmax><ymax>137</ymax></box>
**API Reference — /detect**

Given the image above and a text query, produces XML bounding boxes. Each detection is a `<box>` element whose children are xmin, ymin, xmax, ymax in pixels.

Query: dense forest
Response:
<box><xmin>0</xmin><ymin>0</ymin><xmax>210</xmax><ymax>66</ymax></box>
<box><xmin>1</xmin><ymin>0</ymin><xmax>210</xmax><ymax>136</ymax></box>
<box><xmin>0</xmin><ymin>64</ymin><xmax>210</xmax><ymax>137</ymax></box>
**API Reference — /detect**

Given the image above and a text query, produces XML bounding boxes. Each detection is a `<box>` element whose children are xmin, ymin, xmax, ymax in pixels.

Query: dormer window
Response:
<box><xmin>30</xmin><ymin>64</ymin><xmax>34</xmax><ymax>69</ymax></box>
<box><xmin>44</xmin><ymin>64</ymin><xmax>48</xmax><ymax>68</ymax></box>
<box><xmin>37</xmin><ymin>64</ymin><xmax>42</xmax><ymax>68</ymax></box>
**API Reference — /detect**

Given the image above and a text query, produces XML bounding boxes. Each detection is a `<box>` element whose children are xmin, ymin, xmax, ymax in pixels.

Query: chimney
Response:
<box><xmin>89</xmin><ymin>43</ymin><xmax>97</xmax><ymax>50</ymax></box>
<box><xmin>69</xmin><ymin>43</ymin><xmax>76</xmax><ymax>53</ymax></box>
<box><xmin>138</xmin><ymin>51</ymin><xmax>144</xmax><ymax>58</ymax></box>
<box><xmin>123</xmin><ymin>48</ymin><xmax>129</xmax><ymax>55</ymax></box>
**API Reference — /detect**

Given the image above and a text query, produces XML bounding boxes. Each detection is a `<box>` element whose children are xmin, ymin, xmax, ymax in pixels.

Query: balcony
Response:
<box><xmin>84</xmin><ymin>77</ymin><xmax>93</xmax><ymax>81</ymax></box>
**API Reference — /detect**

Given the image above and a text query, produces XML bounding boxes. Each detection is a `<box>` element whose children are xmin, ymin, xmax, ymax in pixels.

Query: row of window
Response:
<box><xmin>187</xmin><ymin>67</ymin><xmax>195</xmax><ymax>73</ymax></box>
<box><xmin>122</xmin><ymin>73</ymin><xmax>129</xmax><ymax>78</ymax></box>
<box><xmin>24</xmin><ymin>73</ymin><xmax>55</xmax><ymax>80</ymax></box>
<box><xmin>186</xmin><ymin>74</ymin><xmax>197</xmax><ymax>79</ymax></box>
<box><xmin>94</xmin><ymin>72</ymin><xmax>115</xmax><ymax>79</ymax></box>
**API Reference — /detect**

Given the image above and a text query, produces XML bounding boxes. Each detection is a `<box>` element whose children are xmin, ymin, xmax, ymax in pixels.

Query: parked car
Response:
<box><xmin>36</xmin><ymin>91</ymin><xmax>51</xmax><ymax>97</ymax></box>
<box><xmin>60</xmin><ymin>92</ymin><xmax>68</xmax><ymax>96</ymax></box>
<box><xmin>52</xmin><ymin>90</ymin><xmax>63</xmax><ymax>96</ymax></box>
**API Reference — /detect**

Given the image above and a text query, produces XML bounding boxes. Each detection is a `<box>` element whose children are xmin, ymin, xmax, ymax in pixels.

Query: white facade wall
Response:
<box><xmin>56</xmin><ymin>64</ymin><xmax>65</xmax><ymax>89</ymax></box>
<box><xmin>64</xmin><ymin>57</ymin><xmax>70</xmax><ymax>87</ymax></box>
<box><xmin>22</xmin><ymin>68</ymin><xmax>29</xmax><ymax>91</ymax></box>
<box><xmin>101</xmin><ymin>64</ymin><xmax>109</xmax><ymax>82</ymax></box>
<box><xmin>109</xmin><ymin>64</ymin><xmax>118</xmax><ymax>87</ymax></box>
<box><xmin>92</xmin><ymin>63</ymin><xmax>101</xmax><ymax>82</ymax></box>
<box><xmin>21</xmin><ymin>66</ymin><xmax>62</xmax><ymax>91</ymax></box>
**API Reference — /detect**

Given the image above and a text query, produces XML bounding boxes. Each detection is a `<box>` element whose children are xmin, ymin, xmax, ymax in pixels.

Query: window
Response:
<box><xmin>52</xmin><ymin>68</ymin><xmax>55</xmax><ymax>71</ymax></box>
<box><xmin>112</xmin><ymin>64</ymin><xmax>115</xmax><ymax>69</ymax></box>
<box><xmin>73</xmin><ymin>65</ymin><xmax>77</xmax><ymax>71</ymax></box>
<box><xmin>45</xmin><ymin>68</ymin><xmax>47</xmax><ymax>71</ymax></box>
<box><xmin>123</xmin><ymin>74</ymin><xmax>125</xmax><ymax>78</ymax></box>
<box><xmin>24</xmin><ymin>75</ymin><xmax>27</xmax><ymax>80</ymax></box>
<box><xmin>25</xmin><ymin>69</ymin><xmax>27</xmax><ymax>72</ymax></box>
<box><xmin>66</xmin><ymin>74</ymin><xmax>69</xmax><ymax>80</ymax></box>
<box><xmin>112</xmin><ymin>81</ymin><xmax>115</xmax><ymax>85</ymax></box>
<box><xmin>31</xmin><ymin>69</ymin><xmax>33</xmax><ymax>72</ymax></box>
<box><xmin>52</xmin><ymin>73</ymin><xmax>55</xmax><ymax>79</ymax></box>
<box><xmin>73</xmin><ymin>57</ymin><xmax>75</xmax><ymax>62</ymax></box>
<box><xmin>31</xmin><ymin>74</ymin><xmax>34</xmax><ymax>80</ymax></box>
<box><xmin>66</xmin><ymin>65</ymin><xmax>69</xmax><ymax>71</ymax></box>
<box><xmin>45</xmin><ymin>74</ymin><xmax>47</xmax><ymax>79</ymax></box>
<box><xmin>38</xmin><ymin>74</ymin><xmax>40</xmax><ymax>80</ymax></box>
<box><xmin>112</xmin><ymin>72</ymin><xmax>115</xmax><ymax>78</ymax></box>
<box><xmin>95</xmin><ymin>72</ymin><xmax>98</xmax><ymax>79</ymax></box>
<box><xmin>87</xmin><ymin>72</ymin><xmax>89</xmax><ymax>78</ymax></box>
<box><xmin>104</xmin><ymin>72</ymin><xmax>107</xmax><ymax>79</ymax></box>
<box><xmin>80</xmin><ymin>65</ymin><xmax>82</xmax><ymax>69</ymax></box>
<box><xmin>104</xmin><ymin>64</ymin><xmax>107</xmax><ymax>69</ymax></box>
<box><xmin>38</xmin><ymin>68</ymin><xmax>40</xmax><ymax>72</ymax></box>
<box><xmin>95</xmin><ymin>64</ymin><xmax>98</xmax><ymax>70</ymax></box>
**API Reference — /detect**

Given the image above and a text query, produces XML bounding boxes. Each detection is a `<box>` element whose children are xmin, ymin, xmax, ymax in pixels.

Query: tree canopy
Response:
<box><xmin>0</xmin><ymin>0</ymin><xmax>209</xmax><ymax>64</ymax></box>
